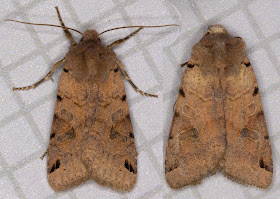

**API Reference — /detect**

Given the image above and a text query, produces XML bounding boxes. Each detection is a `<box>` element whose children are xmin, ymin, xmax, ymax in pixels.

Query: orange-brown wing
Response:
<box><xmin>220</xmin><ymin>57</ymin><xmax>273</xmax><ymax>188</ymax></box>
<box><xmin>165</xmin><ymin>63</ymin><xmax>226</xmax><ymax>188</ymax></box>
<box><xmin>47</xmin><ymin>62</ymin><xmax>90</xmax><ymax>191</ymax></box>
<box><xmin>81</xmin><ymin>61</ymin><xmax>137</xmax><ymax>192</ymax></box>
<box><xmin>47</xmin><ymin>56</ymin><xmax>136</xmax><ymax>191</ymax></box>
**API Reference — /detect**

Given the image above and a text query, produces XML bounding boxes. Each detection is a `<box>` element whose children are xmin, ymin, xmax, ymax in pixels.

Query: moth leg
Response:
<box><xmin>13</xmin><ymin>59</ymin><xmax>65</xmax><ymax>91</ymax></box>
<box><xmin>107</xmin><ymin>28</ymin><xmax>143</xmax><ymax>49</ymax></box>
<box><xmin>40</xmin><ymin>149</ymin><xmax>48</xmax><ymax>160</ymax></box>
<box><xmin>55</xmin><ymin>6</ymin><xmax>77</xmax><ymax>46</ymax></box>
<box><xmin>115</xmin><ymin>58</ymin><xmax>157</xmax><ymax>97</ymax></box>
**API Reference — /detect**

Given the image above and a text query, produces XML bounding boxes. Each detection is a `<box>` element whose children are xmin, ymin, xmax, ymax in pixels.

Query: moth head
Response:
<box><xmin>82</xmin><ymin>30</ymin><xmax>100</xmax><ymax>42</ymax></box>
<box><xmin>202</xmin><ymin>25</ymin><xmax>232</xmax><ymax>46</ymax></box>
<box><xmin>206</xmin><ymin>25</ymin><xmax>228</xmax><ymax>35</ymax></box>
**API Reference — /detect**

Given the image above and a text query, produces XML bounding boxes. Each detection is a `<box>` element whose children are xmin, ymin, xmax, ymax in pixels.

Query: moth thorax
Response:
<box><xmin>213</xmin><ymin>42</ymin><xmax>227</xmax><ymax>62</ymax></box>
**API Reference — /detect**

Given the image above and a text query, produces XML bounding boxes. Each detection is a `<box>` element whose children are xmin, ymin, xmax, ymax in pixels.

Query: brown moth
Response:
<box><xmin>9</xmin><ymin>7</ymin><xmax>176</xmax><ymax>191</ymax></box>
<box><xmin>165</xmin><ymin>25</ymin><xmax>273</xmax><ymax>189</ymax></box>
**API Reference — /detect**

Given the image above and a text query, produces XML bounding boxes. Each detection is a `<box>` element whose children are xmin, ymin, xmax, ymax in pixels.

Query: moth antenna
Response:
<box><xmin>4</xmin><ymin>19</ymin><xmax>83</xmax><ymax>35</ymax></box>
<box><xmin>98</xmin><ymin>24</ymin><xmax>179</xmax><ymax>36</ymax></box>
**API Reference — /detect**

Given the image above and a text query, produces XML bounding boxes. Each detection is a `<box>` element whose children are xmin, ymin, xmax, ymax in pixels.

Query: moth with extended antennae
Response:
<box><xmin>7</xmin><ymin>7</ymin><xmax>178</xmax><ymax>191</ymax></box>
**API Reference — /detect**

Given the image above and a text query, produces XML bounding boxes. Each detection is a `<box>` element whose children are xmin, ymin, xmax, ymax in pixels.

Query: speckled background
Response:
<box><xmin>0</xmin><ymin>0</ymin><xmax>280</xmax><ymax>199</ymax></box>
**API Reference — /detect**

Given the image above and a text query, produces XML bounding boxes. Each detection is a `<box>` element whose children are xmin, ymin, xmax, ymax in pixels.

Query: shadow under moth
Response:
<box><xmin>165</xmin><ymin>25</ymin><xmax>273</xmax><ymax>189</ymax></box>
<box><xmin>9</xmin><ymin>7</ymin><xmax>176</xmax><ymax>191</ymax></box>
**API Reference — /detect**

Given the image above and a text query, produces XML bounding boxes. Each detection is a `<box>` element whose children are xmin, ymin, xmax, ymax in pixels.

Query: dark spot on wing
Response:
<box><xmin>187</xmin><ymin>64</ymin><xmax>195</xmax><ymax>68</ymax></box>
<box><xmin>57</xmin><ymin>95</ymin><xmax>62</xmax><ymax>101</ymax></box>
<box><xmin>49</xmin><ymin>159</ymin><xmax>60</xmax><ymax>173</ymax></box>
<box><xmin>240</xmin><ymin>128</ymin><xmax>258</xmax><ymax>140</ymax></box>
<box><xmin>61</xmin><ymin>109</ymin><xmax>73</xmax><ymax>122</ymax></box>
<box><xmin>259</xmin><ymin>158</ymin><xmax>272</xmax><ymax>172</ymax></box>
<box><xmin>50</xmin><ymin>133</ymin><xmax>56</xmax><ymax>139</ymax></box>
<box><xmin>244</xmin><ymin>62</ymin><xmax>251</xmax><ymax>67</ymax></box>
<box><xmin>121</xmin><ymin>95</ymin><xmax>126</xmax><ymax>101</ymax></box>
<box><xmin>57</xmin><ymin>127</ymin><xmax>76</xmax><ymax>143</ymax></box>
<box><xmin>111</xmin><ymin>109</ymin><xmax>124</xmax><ymax>123</ymax></box>
<box><xmin>166</xmin><ymin>162</ymin><xmax>178</xmax><ymax>172</ymax></box>
<box><xmin>264</xmin><ymin>135</ymin><xmax>269</xmax><ymax>139</ymax></box>
<box><xmin>253</xmin><ymin>87</ymin><xmax>259</xmax><ymax>96</ymax></box>
<box><xmin>169</xmin><ymin>133</ymin><xmax>173</xmax><ymax>140</ymax></box>
<box><xmin>179</xmin><ymin>128</ymin><xmax>199</xmax><ymax>140</ymax></box>
<box><xmin>179</xmin><ymin>88</ymin><xmax>185</xmax><ymax>97</ymax></box>
<box><xmin>124</xmin><ymin>159</ymin><xmax>136</xmax><ymax>173</ymax></box>
<box><xmin>110</xmin><ymin>128</ymin><xmax>127</xmax><ymax>142</ymax></box>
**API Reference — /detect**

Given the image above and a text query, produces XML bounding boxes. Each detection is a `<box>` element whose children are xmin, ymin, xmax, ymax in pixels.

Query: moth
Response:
<box><xmin>165</xmin><ymin>25</ymin><xmax>273</xmax><ymax>189</ymax></box>
<box><xmin>9</xmin><ymin>7</ymin><xmax>176</xmax><ymax>191</ymax></box>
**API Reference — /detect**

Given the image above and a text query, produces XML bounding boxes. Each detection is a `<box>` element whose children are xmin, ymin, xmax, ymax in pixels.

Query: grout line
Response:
<box><xmin>0</xmin><ymin>153</ymin><xmax>27</xmax><ymax>199</ymax></box>
<box><xmin>136</xmin><ymin>184</ymin><xmax>162</xmax><ymax>199</ymax></box>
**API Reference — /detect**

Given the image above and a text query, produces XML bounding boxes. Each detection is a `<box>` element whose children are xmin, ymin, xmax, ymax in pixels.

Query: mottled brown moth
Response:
<box><xmin>8</xmin><ymin>7</ymin><xmax>176</xmax><ymax>191</ymax></box>
<box><xmin>165</xmin><ymin>25</ymin><xmax>273</xmax><ymax>189</ymax></box>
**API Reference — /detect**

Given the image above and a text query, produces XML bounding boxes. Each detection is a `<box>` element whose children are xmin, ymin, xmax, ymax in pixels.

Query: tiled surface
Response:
<box><xmin>0</xmin><ymin>0</ymin><xmax>280</xmax><ymax>198</ymax></box>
